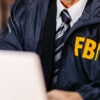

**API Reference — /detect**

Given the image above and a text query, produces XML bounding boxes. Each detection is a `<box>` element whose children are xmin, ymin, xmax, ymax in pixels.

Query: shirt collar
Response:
<box><xmin>57</xmin><ymin>0</ymin><xmax>65</xmax><ymax>20</ymax></box>
<box><xmin>57</xmin><ymin>0</ymin><xmax>88</xmax><ymax>23</ymax></box>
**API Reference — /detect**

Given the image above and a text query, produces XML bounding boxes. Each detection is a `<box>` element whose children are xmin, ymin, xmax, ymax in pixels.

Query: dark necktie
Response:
<box><xmin>52</xmin><ymin>9</ymin><xmax>71</xmax><ymax>86</ymax></box>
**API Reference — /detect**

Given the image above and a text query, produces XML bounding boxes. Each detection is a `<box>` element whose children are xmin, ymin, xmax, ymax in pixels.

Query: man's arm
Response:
<box><xmin>47</xmin><ymin>81</ymin><xmax>100</xmax><ymax>100</ymax></box>
<box><xmin>0</xmin><ymin>0</ymin><xmax>26</xmax><ymax>50</ymax></box>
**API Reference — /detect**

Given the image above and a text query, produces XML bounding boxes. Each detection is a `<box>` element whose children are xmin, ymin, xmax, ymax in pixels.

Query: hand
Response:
<box><xmin>47</xmin><ymin>90</ymin><xmax>83</xmax><ymax>100</ymax></box>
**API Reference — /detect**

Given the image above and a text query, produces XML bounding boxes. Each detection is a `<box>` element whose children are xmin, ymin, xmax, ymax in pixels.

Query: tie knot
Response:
<box><xmin>61</xmin><ymin>9</ymin><xmax>71</xmax><ymax>24</ymax></box>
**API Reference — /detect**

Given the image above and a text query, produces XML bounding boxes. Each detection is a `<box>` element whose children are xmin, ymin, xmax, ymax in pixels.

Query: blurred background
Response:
<box><xmin>0</xmin><ymin>0</ymin><xmax>15</xmax><ymax>32</ymax></box>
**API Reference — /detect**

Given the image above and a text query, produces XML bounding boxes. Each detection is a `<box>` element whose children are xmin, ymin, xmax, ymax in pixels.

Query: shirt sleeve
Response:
<box><xmin>77</xmin><ymin>81</ymin><xmax>99</xmax><ymax>100</ymax></box>
<box><xmin>0</xmin><ymin>0</ymin><xmax>25</xmax><ymax>51</ymax></box>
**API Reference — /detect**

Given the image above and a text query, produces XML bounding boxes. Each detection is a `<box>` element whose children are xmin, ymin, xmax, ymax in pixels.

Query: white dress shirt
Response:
<box><xmin>56</xmin><ymin>0</ymin><xmax>88</xmax><ymax>30</ymax></box>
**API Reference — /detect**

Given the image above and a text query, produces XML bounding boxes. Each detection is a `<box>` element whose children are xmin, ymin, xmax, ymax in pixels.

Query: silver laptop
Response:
<box><xmin>0</xmin><ymin>51</ymin><xmax>47</xmax><ymax>100</ymax></box>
